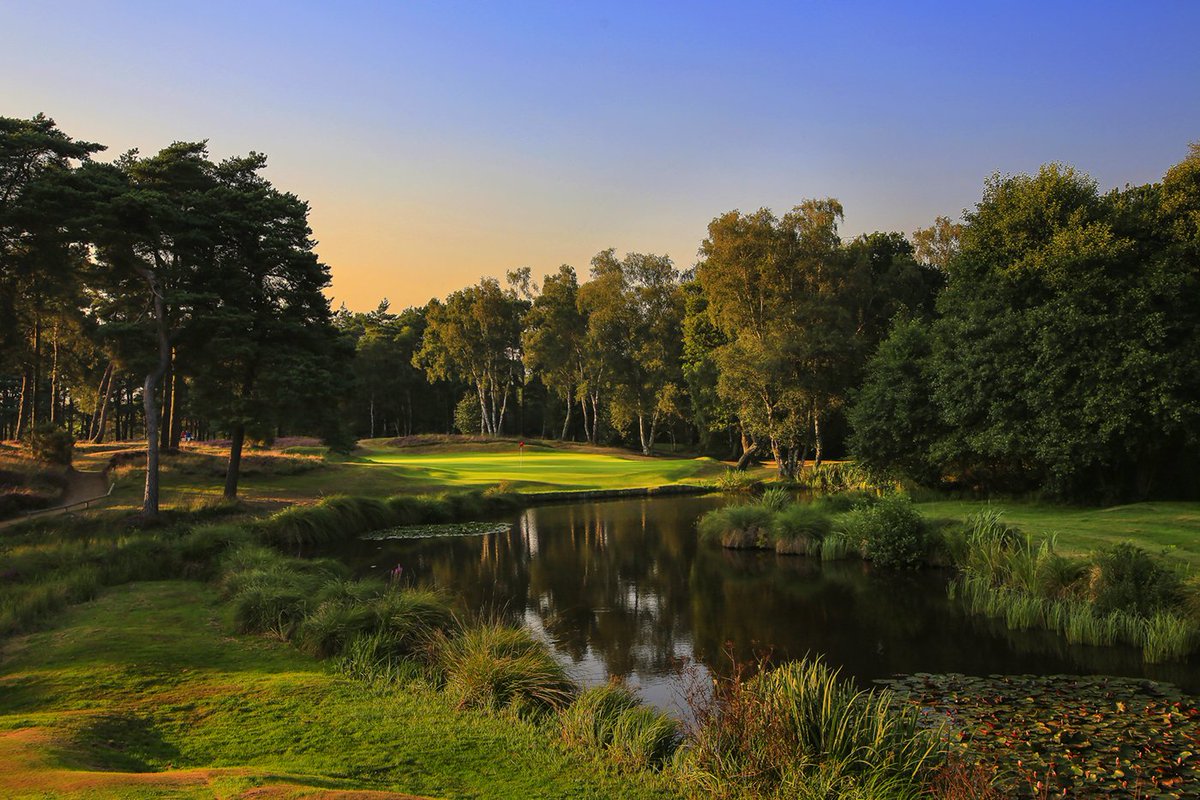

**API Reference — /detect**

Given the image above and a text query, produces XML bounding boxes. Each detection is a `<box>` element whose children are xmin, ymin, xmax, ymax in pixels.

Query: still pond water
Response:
<box><xmin>340</xmin><ymin>496</ymin><xmax>1200</xmax><ymax>712</ymax></box>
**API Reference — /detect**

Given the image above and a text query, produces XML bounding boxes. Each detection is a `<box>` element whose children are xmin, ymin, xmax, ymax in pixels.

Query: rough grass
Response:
<box><xmin>0</xmin><ymin>582</ymin><xmax>683</xmax><ymax>799</ymax></box>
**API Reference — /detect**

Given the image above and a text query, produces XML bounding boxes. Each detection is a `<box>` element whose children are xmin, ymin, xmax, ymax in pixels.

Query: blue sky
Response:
<box><xmin>3</xmin><ymin>1</ymin><xmax>1198</xmax><ymax>308</ymax></box>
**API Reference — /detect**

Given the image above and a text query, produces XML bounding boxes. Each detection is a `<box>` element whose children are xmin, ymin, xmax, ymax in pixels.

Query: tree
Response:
<box><xmin>696</xmin><ymin>201</ymin><xmax>855</xmax><ymax>477</ymax></box>
<box><xmin>911</xmin><ymin>215</ymin><xmax>962</xmax><ymax>271</ymax></box>
<box><xmin>185</xmin><ymin>152</ymin><xmax>341</xmax><ymax>499</ymax></box>
<box><xmin>522</xmin><ymin>265</ymin><xmax>584</xmax><ymax>439</ymax></box>
<box><xmin>0</xmin><ymin>115</ymin><xmax>103</xmax><ymax>438</ymax></box>
<box><xmin>415</xmin><ymin>277</ymin><xmax>524</xmax><ymax>436</ymax></box>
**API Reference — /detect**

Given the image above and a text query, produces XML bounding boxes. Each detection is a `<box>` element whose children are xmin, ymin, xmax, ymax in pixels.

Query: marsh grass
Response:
<box><xmin>770</xmin><ymin>504</ymin><xmax>833</xmax><ymax>555</ymax></box>
<box><xmin>437</xmin><ymin>622</ymin><xmax>575</xmax><ymax>717</ymax></box>
<box><xmin>951</xmin><ymin>511</ymin><xmax>1200</xmax><ymax>662</ymax></box>
<box><xmin>680</xmin><ymin>655</ymin><xmax>944</xmax><ymax>799</ymax></box>
<box><xmin>697</xmin><ymin>504</ymin><xmax>775</xmax><ymax>549</ymax></box>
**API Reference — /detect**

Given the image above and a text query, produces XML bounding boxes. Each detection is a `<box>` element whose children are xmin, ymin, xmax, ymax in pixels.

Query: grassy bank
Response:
<box><xmin>0</xmin><ymin>581</ymin><xmax>682</xmax><ymax>799</ymax></box>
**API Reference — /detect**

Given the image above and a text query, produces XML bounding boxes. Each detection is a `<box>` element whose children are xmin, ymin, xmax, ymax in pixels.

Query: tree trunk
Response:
<box><xmin>735</xmin><ymin>441</ymin><xmax>759</xmax><ymax>471</ymax></box>
<box><xmin>169</xmin><ymin>375</ymin><xmax>184</xmax><ymax>449</ymax></box>
<box><xmin>560</xmin><ymin>395</ymin><xmax>572</xmax><ymax>440</ymax></box>
<box><xmin>15</xmin><ymin>369</ymin><xmax>29</xmax><ymax>439</ymax></box>
<box><xmin>589</xmin><ymin>393</ymin><xmax>601</xmax><ymax>443</ymax></box>
<box><xmin>49</xmin><ymin>323</ymin><xmax>60</xmax><ymax>424</ymax></box>
<box><xmin>140</xmin><ymin>267</ymin><xmax>171</xmax><ymax>519</ymax></box>
<box><xmin>224</xmin><ymin>423</ymin><xmax>245</xmax><ymax>500</ymax></box>
<box><xmin>369</xmin><ymin>392</ymin><xmax>376</xmax><ymax>438</ymax></box>
<box><xmin>813</xmin><ymin>412</ymin><xmax>823</xmax><ymax>468</ymax></box>
<box><xmin>90</xmin><ymin>362</ymin><xmax>113</xmax><ymax>441</ymax></box>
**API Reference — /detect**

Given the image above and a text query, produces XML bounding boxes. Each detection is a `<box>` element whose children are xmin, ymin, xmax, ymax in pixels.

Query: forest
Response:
<box><xmin>3</xmin><ymin>113</ymin><xmax>1199</xmax><ymax>510</ymax></box>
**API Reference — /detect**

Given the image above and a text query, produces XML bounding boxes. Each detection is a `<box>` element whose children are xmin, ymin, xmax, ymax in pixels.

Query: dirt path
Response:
<box><xmin>0</xmin><ymin>469</ymin><xmax>111</xmax><ymax>530</ymax></box>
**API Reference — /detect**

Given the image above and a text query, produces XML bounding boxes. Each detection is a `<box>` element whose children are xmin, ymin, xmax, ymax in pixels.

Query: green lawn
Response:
<box><xmin>354</xmin><ymin>446</ymin><xmax>723</xmax><ymax>491</ymax></box>
<box><xmin>0</xmin><ymin>581</ymin><xmax>681</xmax><ymax>799</ymax></box>
<box><xmin>918</xmin><ymin>499</ymin><xmax>1200</xmax><ymax>567</ymax></box>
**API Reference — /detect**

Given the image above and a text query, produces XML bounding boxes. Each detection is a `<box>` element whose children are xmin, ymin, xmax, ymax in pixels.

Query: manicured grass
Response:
<box><xmin>0</xmin><ymin>581</ymin><xmax>682</xmax><ymax>799</ymax></box>
<box><xmin>917</xmin><ymin>499</ymin><xmax>1200</xmax><ymax>566</ymax></box>
<box><xmin>355</xmin><ymin>446</ymin><xmax>723</xmax><ymax>492</ymax></box>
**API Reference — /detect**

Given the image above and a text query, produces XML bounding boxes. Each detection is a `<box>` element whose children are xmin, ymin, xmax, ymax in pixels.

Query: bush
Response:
<box><xmin>28</xmin><ymin>423</ymin><xmax>73</xmax><ymax>466</ymax></box>
<box><xmin>812</xmin><ymin>490</ymin><xmax>879</xmax><ymax>515</ymax></box>
<box><xmin>839</xmin><ymin>494</ymin><xmax>926</xmax><ymax>568</ymax></box>
<box><xmin>453</xmin><ymin>393</ymin><xmax>482</xmax><ymax>435</ymax></box>
<box><xmin>770</xmin><ymin>505</ymin><xmax>833</xmax><ymax>555</ymax></box>
<box><xmin>1090</xmin><ymin>543</ymin><xmax>1181</xmax><ymax>618</ymax></box>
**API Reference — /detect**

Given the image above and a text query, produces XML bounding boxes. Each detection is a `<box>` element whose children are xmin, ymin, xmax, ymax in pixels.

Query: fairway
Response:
<box><xmin>918</xmin><ymin>499</ymin><xmax>1200</xmax><ymax>567</ymax></box>
<box><xmin>356</xmin><ymin>446</ymin><xmax>722</xmax><ymax>491</ymax></box>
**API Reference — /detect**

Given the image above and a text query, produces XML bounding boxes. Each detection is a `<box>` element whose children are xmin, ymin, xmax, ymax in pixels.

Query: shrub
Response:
<box><xmin>438</xmin><ymin>623</ymin><xmax>574</xmax><ymax>717</ymax></box>
<box><xmin>770</xmin><ymin>505</ymin><xmax>833</xmax><ymax>555</ymax></box>
<box><xmin>453</xmin><ymin>393</ymin><xmax>482</xmax><ymax>435</ymax></box>
<box><xmin>839</xmin><ymin>494</ymin><xmax>926</xmax><ymax>568</ymax></box>
<box><xmin>28</xmin><ymin>423</ymin><xmax>73</xmax><ymax>466</ymax></box>
<box><xmin>811</xmin><ymin>490</ymin><xmax>879</xmax><ymax>514</ymax></box>
<box><xmin>697</xmin><ymin>505</ymin><xmax>775</xmax><ymax>549</ymax></box>
<box><xmin>1090</xmin><ymin>543</ymin><xmax>1181</xmax><ymax>618</ymax></box>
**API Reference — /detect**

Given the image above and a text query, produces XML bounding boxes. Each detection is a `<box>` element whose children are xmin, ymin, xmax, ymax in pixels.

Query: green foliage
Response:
<box><xmin>680</xmin><ymin>656</ymin><xmax>944</xmax><ymax>799</ymax></box>
<box><xmin>697</xmin><ymin>504</ymin><xmax>775</xmax><ymax>548</ymax></box>
<box><xmin>453</xmin><ymin>392</ymin><xmax>482</xmax><ymax>435</ymax></box>
<box><xmin>27</xmin><ymin>423</ymin><xmax>74</xmax><ymax>466</ymax></box>
<box><xmin>560</xmin><ymin>681</ymin><xmax>641</xmax><ymax>751</ymax></box>
<box><xmin>770</xmin><ymin>504</ymin><xmax>833</xmax><ymax>555</ymax></box>
<box><xmin>712</xmin><ymin>469</ymin><xmax>760</xmax><ymax>493</ymax></box>
<box><xmin>1090</xmin><ymin>543</ymin><xmax>1182</xmax><ymax>617</ymax></box>
<box><xmin>839</xmin><ymin>494</ymin><xmax>927</xmax><ymax>568</ymax></box>
<box><xmin>437</xmin><ymin>623</ymin><xmax>575</xmax><ymax>717</ymax></box>
<box><xmin>795</xmin><ymin>461</ymin><xmax>885</xmax><ymax>494</ymax></box>
<box><xmin>756</xmin><ymin>486</ymin><xmax>792</xmax><ymax>511</ymax></box>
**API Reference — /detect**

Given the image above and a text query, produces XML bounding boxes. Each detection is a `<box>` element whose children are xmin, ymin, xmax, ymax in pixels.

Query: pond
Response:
<box><xmin>336</xmin><ymin>495</ymin><xmax>1200</xmax><ymax>713</ymax></box>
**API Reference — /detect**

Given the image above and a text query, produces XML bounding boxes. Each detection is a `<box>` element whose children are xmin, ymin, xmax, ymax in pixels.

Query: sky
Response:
<box><xmin>3</xmin><ymin>1</ymin><xmax>1199</xmax><ymax>311</ymax></box>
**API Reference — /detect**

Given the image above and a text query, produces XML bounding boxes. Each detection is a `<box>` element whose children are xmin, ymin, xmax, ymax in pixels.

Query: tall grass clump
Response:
<box><xmin>795</xmin><ymin>462</ymin><xmax>890</xmax><ymax>495</ymax></box>
<box><xmin>838</xmin><ymin>494</ymin><xmax>927</xmax><ymax>568</ymax></box>
<box><xmin>679</xmin><ymin>656</ymin><xmax>944</xmax><ymax>799</ymax></box>
<box><xmin>437</xmin><ymin>623</ymin><xmax>575</xmax><ymax>717</ymax></box>
<box><xmin>713</xmin><ymin>469</ymin><xmax>760</xmax><ymax>493</ymax></box>
<box><xmin>560</xmin><ymin>681</ymin><xmax>681</xmax><ymax>770</ymax></box>
<box><xmin>770</xmin><ymin>505</ymin><xmax>833</xmax><ymax>555</ymax></box>
<box><xmin>756</xmin><ymin>487</ymin><xmax>792</xmax><ymax>512</ymax></box>
<box><xmin>697</xmin><ymin>504</ymin><xmax>775</xmax><ymax>549</ymax></box>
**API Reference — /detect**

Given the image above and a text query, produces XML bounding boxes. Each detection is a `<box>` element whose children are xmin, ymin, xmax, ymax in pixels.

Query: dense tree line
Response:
<box><xmin>851</xmin><ymin>151</ymin><xmax>1200</xmax><ymax>501</ymax></box>
<box><xmin>0</xmin><ymin>115</ymin><xmax>344</xmax><ymax>516</ymax></box>
<box><xmin>6</xmin><ymin>113</ymin><xmax>1197</xmax><ymax>504</ymax></box>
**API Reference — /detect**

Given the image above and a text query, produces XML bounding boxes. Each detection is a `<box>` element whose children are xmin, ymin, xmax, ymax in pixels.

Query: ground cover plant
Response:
<box><xmin>883</xmin><ymin>673</ymin><xmax>1200</xmax><ymax>799</ymax></box>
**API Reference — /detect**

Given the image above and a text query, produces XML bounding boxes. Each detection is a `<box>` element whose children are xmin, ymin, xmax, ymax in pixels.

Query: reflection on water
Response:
<box><xmin>337</xmin><ymin>496</ymin><xmax>1200</xmax><ymax>711</ymax></box>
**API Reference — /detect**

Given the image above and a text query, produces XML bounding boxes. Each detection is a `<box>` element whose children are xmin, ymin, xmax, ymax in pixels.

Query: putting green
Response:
<box><xmin>356</xmin><ymin>447</ymin><xmax>722</xmax><ymax>491</ymax></box>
